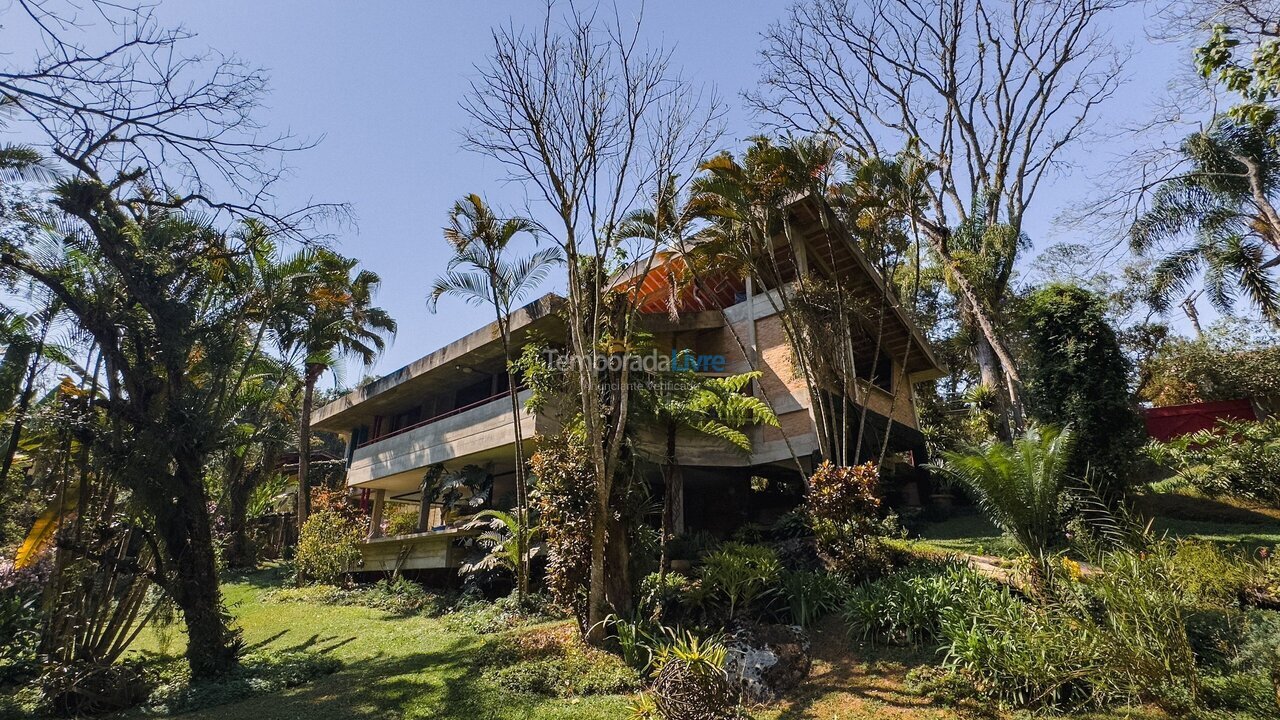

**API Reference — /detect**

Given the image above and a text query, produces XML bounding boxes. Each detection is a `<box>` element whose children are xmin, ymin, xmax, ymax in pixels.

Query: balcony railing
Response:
<box><xmin>356</xmin><ymin>387</ymin><xmax>526</xmax><ymax>449</ymax></box>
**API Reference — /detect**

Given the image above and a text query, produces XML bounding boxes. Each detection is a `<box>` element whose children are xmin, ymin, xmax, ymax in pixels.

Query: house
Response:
<box><xmin>309</xmin><ymin>196</ymin><xmax>944</xmax><ymax>573</ymax></box>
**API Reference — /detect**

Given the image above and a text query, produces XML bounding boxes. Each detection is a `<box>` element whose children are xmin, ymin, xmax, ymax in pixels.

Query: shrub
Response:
<box><xmin>843</xmin><ymin>560</ymin><xmax>994</xmax><ymax>647</ymax></box>
<box><xmin>294</xmin><ymin>507</ymin><xmax>363</xmax><ymax>586</ymax></box>
<box><xmin>0</xmin><ymin>571</ymin><xmax>41</xmax><ymax>683</ymax></box>
<box><xmin>1169</xmin><ymin>540</ymin><xmax>1259</xmax><ymax>605</ymax></box>
<box><xmin>930</xmin><ymin>425</ymin><xmax>1072</xmax><ymax>582</ymax></box>
<box><xmin>145</xmin><ymin>650</ymin><xmax>341</xmax><ymax>715</ymax></box>
<box><xmin>446</xmin><ymin>590</ymin><xmax>559</xmax><ymax>634</ymax></box>
<box><xmin>805</xmin><ymin>461</ymin><xmax>890</xmax><ymax>577</ymax></box>
<box><xmin>1023</xmin><ymin>283</ymin><xmax>1143</xmax><ymax>495</ymax></box>
<box><xmin>639</xmin><ymin>571</ymin><xmax>693</xmax><ymax>624</ymax></box>
<box><xmin>936</xmin><ymin>544</ymin><xmax>1203</xmax><ymax>714</ymax></box>
<box><xmin>529</xmin><ymin>431</ymin><xmax>595</xmax><ymax>625</ymax></box>
<box><xmin>779</xmin><ymin>571</ymin><xmax>844</xmax><ymax>627</ymax></box>
<box><xmin>383</xmin><ymin>505</ymin><xmax>420</xmax><ymax>536</ymax></box>
<box><xmin>695</xmin><ymin>543</ymin><xmax>781</xmax><ymax>624</ymax></box>
<box><xmin>1146</xmin><ymin>417</ymin><xmax>1280</xmax><ymax>505</ymax></box>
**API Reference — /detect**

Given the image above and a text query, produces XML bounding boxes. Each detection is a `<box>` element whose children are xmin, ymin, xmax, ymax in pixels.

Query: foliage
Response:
<box><xmin>460</xmin><ymin>509</ymin><xmax>529</xmax><ymax>581</ymax></box>
<box><xmin>650</xmin><ymin>630</ymin><xmax>735</xmax><ymax>720</ymax></box>
<box><xmin>445</xmin><ymin>591</ymin><xmax>560</xmax><ymax>635</ymax></box>
<box><xmin>483</xmin><ymin>624</ymin><xmax>639</xmax><ymax>698</ymax></box>
<box><xmin>638</xmin><ymin>572</ymin><xmax>693</xmax><ymax>625</ymax></box>
<box><xmin>294</xmin><ymin>507</ymin><xmax>364</xmax><ymax>586</ymax></box>
<box><xmin>778</xmin><ymin>571</ymin><xmax>845</xmax><ymax>628</ymax></box>
<box><xmin>694</xmin><ymin>543</ymin><xmax>781</xmax><ymax>624</ymax></box>
<box><xmin>1129</xmin><ymin>118</ymin><xmax>1280</xmax><ymax>324</ymax></box>
<box><xmin>382</xmin><ymin>505</ymin><xmax>421</xmax><ymax>537</ymax></box>
<box><xmin>931</xmin><ymin>425</ymin><xmax>1073</xmax><ymax>576</ymax></box>
<box><xmin>1140</xmin><ymin>321</ymin><xmax>1280</xmax><ymax>411</ymax></box>
<box><xmin>1022</xmin><ymin>284</ymin><xmax>1143</xmax><ymax>495</ymax></box>
<box><xmin>0</xmin><ymin>569</ymin><xmax>41</xmax><ymax>682</ymax></box>
<box><xmin>265</xmin><ymin>577</ymin><xmax>443</xmax><ymax>616</ymax></box>
<box><xmin>804</xmin><ymin>461</ymin><xmax>890</xmax><ymax>577</ymax></box>
<box><xmin>528</xmin><ymin>431</ymin><xmax>595</xmax><ymax>625</ymax></box>
<box><xmin>145</xmin><ymin>650</ymin><xmax>342</xmax><ymax>716</ymax></box>
<box><xmin>1146</xmin><ymin>417</ymin><xmax>1280</xmax><ymax>505</ymax></box>
<box><xmin>843</xmin><ymin>559</ymin><xmax>994</xmax><ymax>647</ymax></box>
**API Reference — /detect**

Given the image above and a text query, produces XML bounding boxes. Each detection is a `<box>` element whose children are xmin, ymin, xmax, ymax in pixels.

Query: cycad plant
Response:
<box><xmin>931</xmin><ymin>425</ymin><xmax>1074</xmax><ymax>583</ymax></box>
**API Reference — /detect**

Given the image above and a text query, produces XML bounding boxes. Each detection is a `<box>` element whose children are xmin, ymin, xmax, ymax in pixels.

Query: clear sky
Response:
<box><xmin>9</xmin><ymin>1</ymin><xmax>1201</xmax><ymax>387</ymax></box>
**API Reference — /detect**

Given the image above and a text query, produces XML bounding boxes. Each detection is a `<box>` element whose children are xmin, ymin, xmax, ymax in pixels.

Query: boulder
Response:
<box><xmin>724</xmin><ymin>624</ymin><xmax>811</xmax><ymax>704</ymax></box>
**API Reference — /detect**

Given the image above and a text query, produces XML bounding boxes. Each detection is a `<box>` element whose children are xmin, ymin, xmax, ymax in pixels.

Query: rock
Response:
<box><xmin>724</xmin><ymin>624</ymin><xmax>811</xmax><ymax>704</ymax></box>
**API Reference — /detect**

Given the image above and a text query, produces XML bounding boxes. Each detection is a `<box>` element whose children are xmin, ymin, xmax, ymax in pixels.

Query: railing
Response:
<box><xmin>356</xmin><ymin>387</ymin><xmax>526</xmax><ymax>449</ymax></box>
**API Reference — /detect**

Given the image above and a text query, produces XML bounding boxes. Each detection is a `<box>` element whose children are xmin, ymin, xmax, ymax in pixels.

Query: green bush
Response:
<box><xmin>294</xmin><ymin>507</ymin><xmax>363</xmax><ymax>586</ymax></box>
<box><xmin>1146</xmin><ymin>417</ymin><xmax>1280</xmax><ymax>505</ymax></box>
<box><xmin>843</xmin><ymin>559</ymin><xmax>995</xmax><ymax>647</ymax></box>
<box><xmin>694</xmin><ymin>542</ymin><xmax>781</xmax><ymax>624</ymax></box>
<box><xmin>938</xmin><ymin>545</ymin><xmax>1201</xmax><ymax>714</ymax></box>
<box><xmin>780</xmin><ymin>570</ymin><xmax>845</xmax><ymax>627</ymax></box>
<box><xmin>145</xmin><ymin>650</ymin><xmax>341</xmax><ymax>715</ymax></box>
<box><xmin>1170</xmin><ymin>540</ymin><xmax>1259</xmax><ymax>605</ymax></box>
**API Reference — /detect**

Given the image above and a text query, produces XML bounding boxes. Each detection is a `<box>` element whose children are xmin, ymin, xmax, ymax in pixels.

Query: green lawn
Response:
<box><xmin>120</xmin><ymin>492</ymin><xmax>1275</xmax><ymax>720</ymax></box>
<box><xmin>912</xmin><ymin>494</ymin><xmax>1280</xmax><ymax>559</ymax></box>
<box><xmin>124</xmin><ymin>567</ymin><xmax>630</xmax><ymax>720</ymax></box>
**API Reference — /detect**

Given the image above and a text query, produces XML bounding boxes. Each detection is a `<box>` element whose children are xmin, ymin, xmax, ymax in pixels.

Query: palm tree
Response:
<box><xmin>428</xmin><ymin>194</ymin><xmax>561</xmax><ymax>600</ymax></box>
<box><xmin>288</xmin><ymin>250</ymin><xmax>396</xmax><ymax>529</ymax></box>
<box><xmin>1131</xmin><ymin>119</ymin><xmax>1280</xmax><ymax>325</ymax></box>
<box><xmin>930</xmin><ymin>425</ymin><xmax>1074</xmax><ymax>584</ymax></box>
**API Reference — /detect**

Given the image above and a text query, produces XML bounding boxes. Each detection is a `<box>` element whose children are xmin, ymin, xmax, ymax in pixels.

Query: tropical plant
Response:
<box><xmin>779</xmin><ymin>570</ymin><xmax>845</xmax><ymax>628</ymax></box>
<box><xmin>635</xmin><ymin>367</ymin><xmax>777</xmax><ymax>594</ymax></box>
<box><xmin>695</xmin><ymin>542</ymin><xmax>781</xmax><ymax>624</ymax></box>
<box><xmin>1130</xmin><ymin>119</ymin><xmax>1280</xmax><ymax>325</ymax></box>
<box><xmin>284</xmin><ymin>249</ymin><xmax>396</xmax><ymax>530</ymax></box>
<box><xmin>650</xmin><ymin>629</ymin><xmax>734</xmax><ymax>720</ymax></box>
<box><xmin>1146</xmin><ymin>416</ymin><xmax>1280</xmax><ymax>505</ymax></box>
<box><xmin>528</xmin><ymin>431</ymin><xmax>595</xmax><ymax>627</ymax></box>
<box><xmin>804</xmin><ymin>461</ymin><xmax>890</xmax><ymax>577</ymax></box>
<box><xmin>460</xmin><ymin>509</ymin><xmax>538</xmax><ymax>579</ymax></box>
<box><xmin>931</xmin><ymin>426</ymin><xmax>1074</xmax><ymax>582</ymax></box>
<box><xmin>429</xmin><ymin>194</ymin><xmax>561</xmax><ymax>600</ymax></box>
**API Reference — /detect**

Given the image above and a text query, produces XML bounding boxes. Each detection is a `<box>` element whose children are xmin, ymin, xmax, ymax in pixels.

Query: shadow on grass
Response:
<box><xmin>770</xmin><ymin>617</ymin><xmax>947</xmax><ymax>720</ymax></box>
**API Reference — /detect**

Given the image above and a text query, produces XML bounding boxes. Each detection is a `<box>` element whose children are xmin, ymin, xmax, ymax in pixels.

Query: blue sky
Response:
<box><xmin>9</xmin><ymin>1</ymin><xmax>1201</xmax><ymax>386</ymax></box>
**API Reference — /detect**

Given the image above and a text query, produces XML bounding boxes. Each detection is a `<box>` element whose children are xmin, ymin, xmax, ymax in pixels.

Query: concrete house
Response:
<box><xmin>310</xmin><ymin>197</ymin><xmax>944</xmax><ymax>573</ymax></box>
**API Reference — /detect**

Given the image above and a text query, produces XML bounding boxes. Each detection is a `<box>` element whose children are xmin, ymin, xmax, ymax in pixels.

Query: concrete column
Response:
<box><xmin>368</xmin><ymin>489</ymin><xmax>386</xmax><ymax>540</ymax></box>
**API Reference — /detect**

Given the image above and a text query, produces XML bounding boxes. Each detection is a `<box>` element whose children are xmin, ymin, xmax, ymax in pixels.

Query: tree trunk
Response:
<box><xmin>586</xmin><ymin>494</ymin><xmax>609</xmax><ymax>643</ymax></box>
<box><xmin>657</xmin><ymin>422</ymin><xmax>677</xmax><ymax>600</ymax></box>
<box><xmin>224</xmin><ymin>475</ymin><xmax>254</xmax><ymax>569</ymax></box>
<box><xmin>505</xmin><ymin>366</ymin><xmax>528</xmax><ymax>602</ymax></box>
<box><xmin>160</xmin><ymin>458</ymin><xmax>238</xmax><ymax>679</ymax></box>
<box><xmin>297</xmin><ymin>365</ymin><xmax>322</xmax><ymax>532</ymax></box>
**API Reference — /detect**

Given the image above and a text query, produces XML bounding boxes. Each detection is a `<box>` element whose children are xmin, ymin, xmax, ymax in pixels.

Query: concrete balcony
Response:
<box><xmin>346</xmin><ymin>389</ymin><xmax>538</xmax><ymax>489</ymax></box>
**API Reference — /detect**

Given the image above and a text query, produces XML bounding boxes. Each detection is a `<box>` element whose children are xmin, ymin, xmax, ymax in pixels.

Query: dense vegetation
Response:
<box><xmin>1</xmin><ymin>0</ymin><xmax>1278</xmax><ymax>718</ymax></box>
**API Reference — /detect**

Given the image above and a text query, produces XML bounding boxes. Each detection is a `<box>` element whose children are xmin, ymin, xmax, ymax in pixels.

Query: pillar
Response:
<box><xmin>368</xmin><ymin>488</ymin><xmax>386</xmax><ymax>540</ymax></box>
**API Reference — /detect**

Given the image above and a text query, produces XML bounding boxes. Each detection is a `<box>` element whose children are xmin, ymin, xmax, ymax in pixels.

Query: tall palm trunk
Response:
<box><xmin>504</xmin><ymin>356</ymin><xmax>529</xmax><ymax>601</ymax></box>
<box><xmin>656</xmin><ymin>420</ymin><xmax>678</xmax><ymax>614</ymax></box>
<box><xmin>296</xmin><ymin>363</ymin><xmax>324</xmax><ymax>532</ymax></box>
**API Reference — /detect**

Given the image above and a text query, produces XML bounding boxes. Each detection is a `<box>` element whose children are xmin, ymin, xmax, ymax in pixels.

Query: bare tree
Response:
<box><xmin>1</xmin><ymin>0</ymin><xmax>343</xmax><ymax>234</ymax></box>
<box><xmin>462</xmin><ymin>1</ymin><xmax>722</xmax><ymax>640</ymax></box>
<box><xmin>752</xmin><ymin>0</ymin><xmax>1131</xmax><ymax>428</ymax></box>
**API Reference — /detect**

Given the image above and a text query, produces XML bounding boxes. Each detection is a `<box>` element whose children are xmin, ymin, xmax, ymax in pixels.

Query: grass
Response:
<box><xmin>121</xmin><ymin>566</ymin><xmax>629</xmax><ymax>720</ymax></box>
<box><xmin>113</xmin><ymin>491</ymin><xmax>1272</xmax><ymax>720</ymax></box>
<box><xmin>910</xmin><ymin>493</ymin><xmax>1280</xmax><ymax>559</ymax></box>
